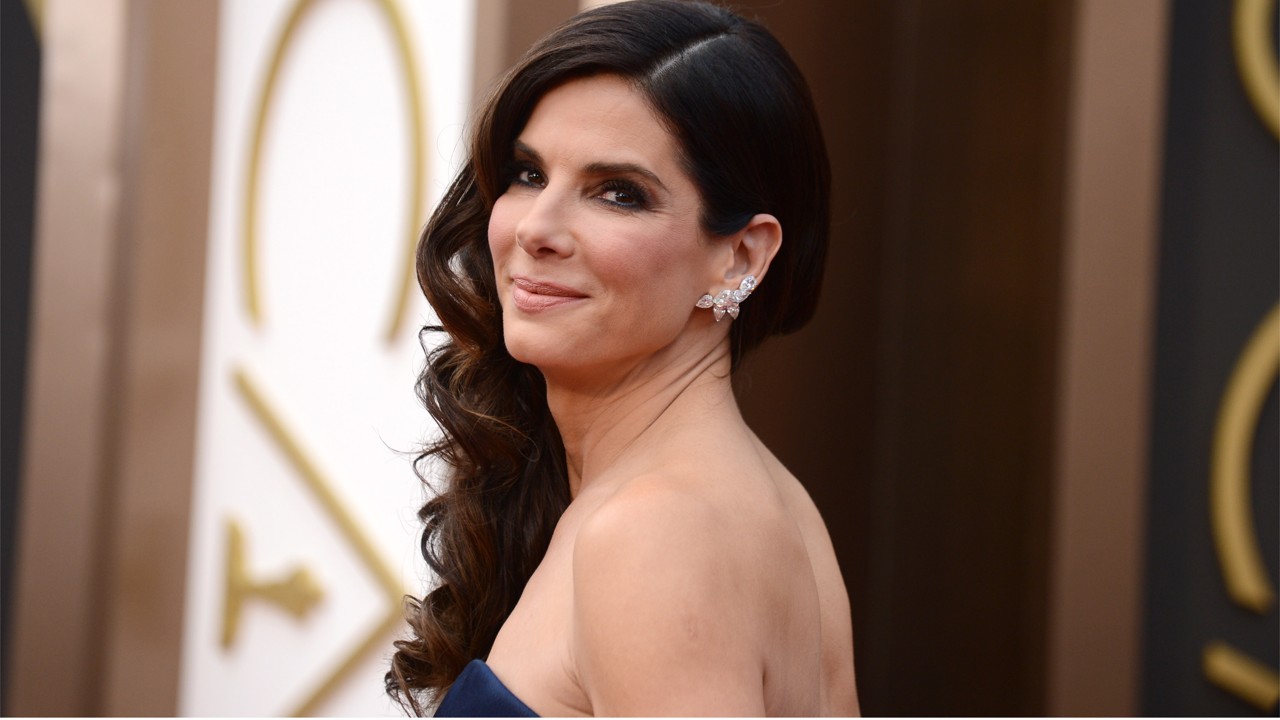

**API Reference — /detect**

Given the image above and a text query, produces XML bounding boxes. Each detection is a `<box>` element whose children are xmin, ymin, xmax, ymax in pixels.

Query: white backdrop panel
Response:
<box><xmin>182</xmin><ymin>0</ymin><xmax>474</xmax><ymax>715</ymax></box>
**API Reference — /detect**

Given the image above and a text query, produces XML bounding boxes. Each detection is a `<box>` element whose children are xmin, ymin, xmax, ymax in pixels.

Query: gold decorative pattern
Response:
<box><xmin>1204</xmin><ymin>641</ymin><xmax>1280</xmax><ymax>712</ymax></box>
<box><xmin>1205</xmin><ymin>6</ymin><xmax>1280</xmax><ymax>711</ymax></box>
<box><xmin>226</xmin><ymin>2</ymin><xmax>427</xmax><ymax>710</ymax></box>
<box><xmin>1209</xmin><ymin>304</ymin><xmax>1279</xmax><ymax>613</ymax></box>
<box><xmin>221</xmin><ymin>518</ymin><xmax>325</xmax><ymax>648</ymax></box>
<box><xmin>242</xmin><ymin>0</ymin><xmax>428</xmax><ymax>343</ymax></box>
<box><xmin>1233</xmin><ymin>0</ymin><xmax>1280</xmax><ymax>138</ymax></box>
<box><xmin>233</xmin><ymin>366</ymin><xmax>405</xmax><ymax>716</ymax></box>
<box><xmin>1204</xmin><ymin>304</ymin><xmax>1279</xmax><ymax>710</ymax></box>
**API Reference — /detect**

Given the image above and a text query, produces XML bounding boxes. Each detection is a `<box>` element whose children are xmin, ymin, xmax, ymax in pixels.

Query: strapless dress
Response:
<box><xmin>435</xmin><ymin>660</ymin><xmax>539</xmax><ymax>717</ymax></box>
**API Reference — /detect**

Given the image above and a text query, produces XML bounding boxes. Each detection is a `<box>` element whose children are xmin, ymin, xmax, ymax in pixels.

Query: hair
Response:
<box><xmin>386</xmin><ymin>0</ymin><xmax>830</xmax><ymax>713</ymax></box>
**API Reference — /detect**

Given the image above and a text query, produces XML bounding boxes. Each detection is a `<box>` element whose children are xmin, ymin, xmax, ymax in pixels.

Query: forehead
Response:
<box><xmin>519</xmin><ymin>74</ymin><xmax>683</xmax><ymax>170</ymax></box>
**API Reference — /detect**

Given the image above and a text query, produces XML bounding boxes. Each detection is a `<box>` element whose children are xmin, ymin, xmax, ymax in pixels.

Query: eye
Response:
<box><xmin>599</xmin><ymin>180</ymin><xmax>648</xmax><ymax>209</ymax></box>
<box><xmin>509</xmin><ymin>163</ymin><xmax>546</xmax><ymax>188</ymax></box>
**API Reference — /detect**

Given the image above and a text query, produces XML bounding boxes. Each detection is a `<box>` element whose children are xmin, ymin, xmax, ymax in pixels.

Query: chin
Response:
<box><xmin>500</xmin><ymin>310</ymin><xmax>678</xmax><ymax>378</ymax></box>
<box><xmin>502</xmin><ymin>321</ymin><xmax>575</xmax><ymax>369</ymax></box>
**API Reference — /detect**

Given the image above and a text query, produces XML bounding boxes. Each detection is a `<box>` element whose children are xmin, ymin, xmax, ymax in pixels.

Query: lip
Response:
<box><xmin>510</xmin><ymin>276</ymin><xmax>588</xmax><ymax>312</ymax></box>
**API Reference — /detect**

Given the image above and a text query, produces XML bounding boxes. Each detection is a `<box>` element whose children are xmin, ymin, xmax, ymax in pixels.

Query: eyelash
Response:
<box><xmin>598</xmin><ymin>179</ymin><xmax>649</xmax><ymax>209</ymax></box>
<box><xmin>509</xmin><ymin>162</ymin><xmax>545</xmax><ymax>188</ymax></box>
<box><xmin>505</xmin><ymin>162</ymin><xmax>650</xmax><ymax>210</ymax></box>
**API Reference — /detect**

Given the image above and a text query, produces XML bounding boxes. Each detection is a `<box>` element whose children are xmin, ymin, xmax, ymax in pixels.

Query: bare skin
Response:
<box><xmin>481</xmin><ymin>74</ymin><xmax>858</xmax><ymax>716</ymax></box>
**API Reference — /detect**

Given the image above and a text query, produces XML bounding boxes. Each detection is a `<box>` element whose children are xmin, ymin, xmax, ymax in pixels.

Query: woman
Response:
<box><xmin>387</xmin><ymin>0</ymin><xmax>857</xmax><ymax>715</ymax></box>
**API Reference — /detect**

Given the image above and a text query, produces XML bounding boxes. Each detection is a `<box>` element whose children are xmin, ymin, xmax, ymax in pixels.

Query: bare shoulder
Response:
<box><xmin>569</xmin><ymin>474</ymin><xmax>769</xmax><ymax>715</ymax></box>
<box><xmin>575</xmin><ymin>472</ymin><xmax>728</xmax><ymax>550</ymax></box>
<box><xmin>571</xmin><ymin>471</ymin><xmax>801</xmax><ymax>600</ymax></box>
<box><xmin>571</xmin><ymin>473</ymin><xmax>764</xmax><ymax>628</ymax></box>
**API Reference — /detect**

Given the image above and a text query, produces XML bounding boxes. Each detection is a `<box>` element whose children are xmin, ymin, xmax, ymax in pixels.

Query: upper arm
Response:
<box><xmin>570</xmin><ymin>485</ymin><xmax>764</xmax><ymax>715</ymax></box>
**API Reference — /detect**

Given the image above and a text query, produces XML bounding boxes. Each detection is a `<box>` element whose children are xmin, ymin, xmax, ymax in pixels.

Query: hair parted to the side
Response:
<box><xmin>386</xmin><ymin>0</ymin><xmax>830</xmax><ymax>713</ymax></box>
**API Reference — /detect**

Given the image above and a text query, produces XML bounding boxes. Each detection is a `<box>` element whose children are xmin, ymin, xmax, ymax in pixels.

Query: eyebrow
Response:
<box><xmin>513</xmin><ymin>139</ymin><xmax>668</xmax><ymax>191</ymax></box>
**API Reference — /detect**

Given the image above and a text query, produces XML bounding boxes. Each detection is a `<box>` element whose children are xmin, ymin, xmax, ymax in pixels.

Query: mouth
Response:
<box><xmin>510</xmin><ymin>276</ymin><xmax>588</xmax><ymax>312</ymax></box>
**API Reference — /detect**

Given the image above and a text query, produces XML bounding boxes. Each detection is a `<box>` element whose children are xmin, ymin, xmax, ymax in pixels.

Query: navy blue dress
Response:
<box><xmin>435</xmin><ymin>660</ymin><xmax>539</xmax><ymax>717</ymax></box>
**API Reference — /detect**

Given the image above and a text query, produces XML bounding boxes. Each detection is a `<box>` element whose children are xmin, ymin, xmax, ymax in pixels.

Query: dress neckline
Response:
<box><xmin>435</xmin><ymin>659</ymin><xmax>539</xmax><ymax>717</ymax></box>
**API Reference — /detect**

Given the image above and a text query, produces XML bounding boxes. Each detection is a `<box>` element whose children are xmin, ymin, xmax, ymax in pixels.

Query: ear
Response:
<box><xmin>720</xmin><ymin>213</ymin><xmax>782</xmax><ymax>288</ymax></box>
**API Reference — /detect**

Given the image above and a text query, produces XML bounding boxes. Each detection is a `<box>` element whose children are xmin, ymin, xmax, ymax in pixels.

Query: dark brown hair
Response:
<box><xmin>387</xmin><ymin>0</ymin><xmax>830</xmax><ymax>713</ymax></box>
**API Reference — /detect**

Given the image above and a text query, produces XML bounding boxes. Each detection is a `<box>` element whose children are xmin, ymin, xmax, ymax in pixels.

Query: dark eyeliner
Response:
<box><xmin>600</xmin><ymin>179</ymin><xmax>649</xmax><ymax>209</ymax></box>
<box><xmin>505</xmin><ymin>160</ymin><xmax>543</xmax><ymax>188</ymax></box>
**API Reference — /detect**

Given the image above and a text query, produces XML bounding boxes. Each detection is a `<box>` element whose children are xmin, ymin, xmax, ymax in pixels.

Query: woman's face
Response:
<box><xmin>488</xmin><ymin>74</ymin><xmax>724</xmax><ymax>378</ymax></box>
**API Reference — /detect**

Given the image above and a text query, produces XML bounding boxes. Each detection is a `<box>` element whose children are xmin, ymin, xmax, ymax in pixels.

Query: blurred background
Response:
<box><xmin>1</xmin><ymin>0</ymin><xmax>1275</xmax><ymax>715</ymax></box>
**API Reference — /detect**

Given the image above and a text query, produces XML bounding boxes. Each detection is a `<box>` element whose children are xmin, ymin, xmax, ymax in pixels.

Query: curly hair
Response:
<box><xmin>386</xmin><ymin>1</ymin><xmax>830</xmax><ymax>713</ymax></box>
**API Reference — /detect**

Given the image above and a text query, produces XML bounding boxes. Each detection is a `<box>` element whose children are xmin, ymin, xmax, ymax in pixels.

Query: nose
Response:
<box><xmin>513</xmin><ymin>187</ymin><xmax>574</xmax><ymax>258</ymax></box>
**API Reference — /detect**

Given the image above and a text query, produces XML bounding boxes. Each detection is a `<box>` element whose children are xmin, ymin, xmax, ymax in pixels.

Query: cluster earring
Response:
<box><xmin>695</xmin><ymin>275</ymin><xmax>757</xmax><ymax>322</ymax></box>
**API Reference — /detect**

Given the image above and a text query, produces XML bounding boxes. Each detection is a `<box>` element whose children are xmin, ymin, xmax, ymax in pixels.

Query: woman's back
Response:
<box><xmin>485</xmin><ymin>392</ymin><xmax>856</xmax><ymax>716</ymax></box>
<box><xmin>756</xmin><ymin>436</ymin><xmax>859</xmax><ymax>716</ymax></box>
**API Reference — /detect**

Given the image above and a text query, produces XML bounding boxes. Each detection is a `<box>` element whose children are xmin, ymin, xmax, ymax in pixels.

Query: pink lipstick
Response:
<box><xmin>511</xmin><ymin>276</ymin><xmax>587</xmax><ymax>312</ymax></box>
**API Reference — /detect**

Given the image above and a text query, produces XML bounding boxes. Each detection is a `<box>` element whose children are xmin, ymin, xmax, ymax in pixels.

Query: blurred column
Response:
<box><xmin>10</xmin><ymin>0</ymin><xmax>135</xmax><ymax>714</ymax></box>
<box><xmin>1046</xmin><ymin>0</ymin><xmax>1170</xmax><ymax>715</ymax></box>
<box><xmin>10</xmin><ymin>0</ymin><xmax>218</xmax><ymax>715</ymax></box>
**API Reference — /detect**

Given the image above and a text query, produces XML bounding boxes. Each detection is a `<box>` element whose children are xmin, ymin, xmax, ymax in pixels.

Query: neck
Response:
<box><xmin>543</xmin><ymin>340</ymin><xmax>737</xmax><ymax>498</ymax></box>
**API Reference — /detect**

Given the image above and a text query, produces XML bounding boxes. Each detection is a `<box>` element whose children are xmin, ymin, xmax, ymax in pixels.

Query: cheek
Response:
<box><xmin>487</xmin><ymin>194</ymin><xmax>519</xmax><ymax>261</ymax></box>
<box><xmin>592</xmin><ymin>224</ymin><xmax>704</xmax><ymax>311</ymax></box>
<box><xmin>604</xmin><ymin>215</ymin><xmax>696</xmax><ymax>274</ymax></box>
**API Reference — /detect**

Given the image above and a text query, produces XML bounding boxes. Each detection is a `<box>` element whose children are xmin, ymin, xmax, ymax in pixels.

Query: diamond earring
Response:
<box><xmin>695</xmin><ymin>275</ymin><xmax>757</xmax><ymax>322</ymax></box>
